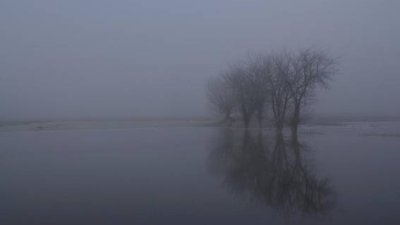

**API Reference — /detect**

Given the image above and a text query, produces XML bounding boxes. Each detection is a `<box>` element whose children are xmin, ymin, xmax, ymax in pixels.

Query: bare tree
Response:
<box><xmin>223</xmin><ymin>59</ymin><xmax>269</xmax><ymax>128</ymax></box>
<box><xmin>246</xmin><ymin>55</ymin><xmax>270</xmax><ymax>127</ymax></box>
<box><xmin>207</xmin><ymin>76</ymin><xmax>236</xmax><ymax>125</ymax></box>
<box><xmin>223</xmin><ymin>65</ymin><xmax>256</xmax><ymax>128</ymax></box>
<box><xmin>266</xmin><ymin>53</ymin><xmax>292</xmax><ymax>131</ymax></box>
<box><xmin>208</xmin><ymin>47</ymin><xmax>337</xmax><ymax>131</ymax></box>
<box><xmin>286</xmin><ymin>48</ymin><xmax>337</xmax><ymax>136</ymax></box>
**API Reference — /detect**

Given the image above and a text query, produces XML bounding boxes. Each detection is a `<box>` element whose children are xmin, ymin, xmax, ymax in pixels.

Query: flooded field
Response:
<box><xmin>0</xmin><ymin>122</ymin><xmax>400</xmax><ymax>225</ymax></box>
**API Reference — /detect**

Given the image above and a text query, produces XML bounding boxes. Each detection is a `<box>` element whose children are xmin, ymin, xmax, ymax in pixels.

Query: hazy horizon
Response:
<box><xmin>1</xmin><ymin>0</ymin><xmax>400</xmax><ymax>120</ymax></box>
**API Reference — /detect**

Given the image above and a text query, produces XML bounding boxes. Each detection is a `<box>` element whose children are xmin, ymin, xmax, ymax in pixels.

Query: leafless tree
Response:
<box><xmin>286</xmin><ymin>48</ymin><xmax>337</xmax><ymax>136</ymax></box>
<box><xmin>208</xmin><ymin>47</ymin><xmax>336</xmax><ymax>130</ymax></box>
<box><xmin>266</xmin><ymin>53</ymin><xmax>292</xmax><ymax>131</ymax></box>
<box><xmin>221</xmin><ymin>58</ymin><xmax>271</xmax><ymax>128</ymax></box>
<box><xmin>223</xmin><ymin>64</ymin><xmax>256</xmax><ymax>128</ymax></box>
<box><xmin>207</xmin><ymin>76</ymin><xmax>236</xmax><ymax>124</ymax></box>
<box><xmin>247</xmin><ymin>55</ymin><xmax>270</xmax><ymax>127</ymax></box>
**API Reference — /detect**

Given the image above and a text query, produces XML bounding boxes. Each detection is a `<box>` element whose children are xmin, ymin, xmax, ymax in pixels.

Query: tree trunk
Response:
<box><xmin>275</xmin><ymin>121</ymin><xmax>284</xmax><ymax>133</ymax></box>
<box><xmin>290</xmin><ymin>104</ymin><xmax>301</xmax><ymax>136</ymax></box>
<box><xmin>257</xmin><ymin>108</ymin><xmax>263</xmax><ymax>128</ymax></box>
<box><xmin>223</xmin><ymin>113</ymin><xmax>233</xmax><ymax>126</ymax></box>
<box><xmin>243</xmin><ymin>116</ymin><xmax>251</xmax><ymax>128</ymax></box>
<box><xmin>291</xmin><ymin>125</ymin><xmax>298</xmax><ymax>141</ymax></box>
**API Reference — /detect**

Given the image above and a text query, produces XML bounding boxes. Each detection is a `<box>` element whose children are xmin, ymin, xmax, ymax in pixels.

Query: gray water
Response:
<box><xmin>1</xmin><ymin>123</ymin><xmax>400</xmax><ymax>225</ymax></box>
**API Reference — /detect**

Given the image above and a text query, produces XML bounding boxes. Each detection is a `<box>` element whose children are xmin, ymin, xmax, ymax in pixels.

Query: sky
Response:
<box><xmin>1</xmin><ymin>0</ymin><xmax>399</xmax><ymax>120</ymax></box>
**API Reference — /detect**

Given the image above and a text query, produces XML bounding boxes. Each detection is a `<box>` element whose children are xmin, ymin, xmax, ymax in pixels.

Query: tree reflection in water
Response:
<box><xmin>208</xmin><ymin>129</ymin><xmax>334</xmax><ymax>215</ymax></box>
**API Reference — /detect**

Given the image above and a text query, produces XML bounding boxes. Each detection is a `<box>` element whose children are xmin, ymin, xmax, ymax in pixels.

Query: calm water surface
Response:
<box><xmin>0</xmin><ymin>124</ymin><xmax>400</xmax><ymax>224</ymax></box>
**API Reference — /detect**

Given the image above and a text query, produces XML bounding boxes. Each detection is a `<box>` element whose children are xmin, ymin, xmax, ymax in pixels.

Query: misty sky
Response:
<box><xmin>1</xmin><ymin>0</ymin><xmax>399</xmax><ymax>120</ymax></box>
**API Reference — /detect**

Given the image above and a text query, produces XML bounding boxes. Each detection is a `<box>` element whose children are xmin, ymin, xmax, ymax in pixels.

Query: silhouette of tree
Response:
<box><xmin>208</xmin><ymin>130</ymin><xmax>334</xmax><ymax>215</ymax></box>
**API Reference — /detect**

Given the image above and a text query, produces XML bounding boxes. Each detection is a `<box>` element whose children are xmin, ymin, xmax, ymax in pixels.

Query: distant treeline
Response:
<box><xmin>207</xmin><ymin>47</ymin><xmax>337</xmax><ymax>135</ymax></box>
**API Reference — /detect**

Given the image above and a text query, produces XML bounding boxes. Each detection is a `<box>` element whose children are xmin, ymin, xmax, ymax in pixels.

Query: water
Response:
<box><xmin>0</xmin><ymin>123</ymin><xmax>400</xmax><ymax>224</ymax></box>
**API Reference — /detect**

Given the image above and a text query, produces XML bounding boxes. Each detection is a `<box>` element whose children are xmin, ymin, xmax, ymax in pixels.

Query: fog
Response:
<box><xmin>1</xmin><ymin>0</ymin><xmax>399</xmax><ymax>120</ymax></box>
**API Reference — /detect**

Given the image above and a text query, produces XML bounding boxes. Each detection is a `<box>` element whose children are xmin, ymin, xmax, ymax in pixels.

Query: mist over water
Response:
<box><xmin>1</xmin><ymin>0</ymin><xmax>400</xmax><ymax>120</ymax></box>
<box><xmin>1</xmin><ymin>1</ymin><xmax>400</xmax><ymax>225</ymax></box>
